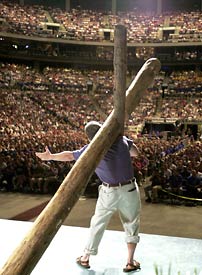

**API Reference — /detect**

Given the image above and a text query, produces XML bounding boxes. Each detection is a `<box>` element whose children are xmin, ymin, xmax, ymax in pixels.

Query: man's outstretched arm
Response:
<box><xmin>36</xmin><ymin>146</ymin><xmax>75</xmax><ymax>162</ymax></box>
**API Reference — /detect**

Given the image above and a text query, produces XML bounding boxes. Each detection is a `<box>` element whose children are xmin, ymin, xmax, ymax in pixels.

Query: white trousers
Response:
<box><xmin>84</xmin><ymin>179</ymin><xmax>141</xmax><ymax>255</ymax></box>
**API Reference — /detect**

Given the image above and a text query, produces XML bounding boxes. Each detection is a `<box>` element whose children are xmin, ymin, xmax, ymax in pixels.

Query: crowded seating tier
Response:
<box><xmin>0</xmin><ymin>63</ymin><xmax>201</xmax><ymax>201</ymax></box>
<box><xmin>0</xmin><ymin>1</ymin><xmax>202</xmax><ymax>43</ymax></box>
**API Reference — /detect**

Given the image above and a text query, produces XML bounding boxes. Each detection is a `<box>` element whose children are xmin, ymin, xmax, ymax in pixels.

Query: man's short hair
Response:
<box><xmin>85</xmin><ymin>121</ymin><xmax>102</xmax><ymax>140</ymax></box>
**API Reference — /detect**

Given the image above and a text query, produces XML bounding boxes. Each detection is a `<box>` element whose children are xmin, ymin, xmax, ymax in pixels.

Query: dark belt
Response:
<box><xmin>102</xmin><ymin>178</ymin><xmax>135</xmax><ymax>188</ymax></box>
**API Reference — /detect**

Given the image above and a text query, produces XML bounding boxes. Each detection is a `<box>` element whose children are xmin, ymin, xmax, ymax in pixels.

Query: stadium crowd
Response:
<box><xmin>0</xmin><ymin>62</ymin><xmax>201</xmax><ymax>203</ymax></box>
<box><xmin>0</xmin><ymin>63</ymin><xmax>201</xmax><ymax>124</ymax></box>
<box><xmin>141</xmin><ymin>137</ymin><xmax>202</xmax><ymax>204</ymax></box>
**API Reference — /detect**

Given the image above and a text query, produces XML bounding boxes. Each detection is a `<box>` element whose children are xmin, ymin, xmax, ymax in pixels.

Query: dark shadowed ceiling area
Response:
<box><xmin>24</xmin><ymin>0</ymin><xmax>202</xmax><ymax>12</ymax></box>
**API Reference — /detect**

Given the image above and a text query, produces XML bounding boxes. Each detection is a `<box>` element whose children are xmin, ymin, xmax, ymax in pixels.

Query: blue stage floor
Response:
<box><xmin>0</xmin><ymin>219</ymin><xmax>201</xmax><ymax>275</ymax></box>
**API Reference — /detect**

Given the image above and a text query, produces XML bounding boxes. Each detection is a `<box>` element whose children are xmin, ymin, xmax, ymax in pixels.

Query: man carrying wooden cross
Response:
<box><xmin>36</xmin><ymin>120</ymin><xmax>142</xmax><ymax>272</ymax></box>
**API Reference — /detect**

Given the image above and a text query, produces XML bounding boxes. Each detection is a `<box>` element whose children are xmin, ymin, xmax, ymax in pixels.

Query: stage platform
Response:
<box><xmin>0</xmin><ymin>219</ymin><xmax>201</xmax><ymax>275</ymax></box>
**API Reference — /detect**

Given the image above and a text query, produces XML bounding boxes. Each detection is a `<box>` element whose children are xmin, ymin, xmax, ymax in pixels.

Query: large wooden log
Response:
<box><xmin>0</xmin><ymin>27</ymin><xmax>161</xmax><ymax>275</ymax></box>
<box><xmin>113</xmin><ymin>24</ymin><xmax>127</xmax><ymax>134</ymax></box>
<box><xmin>125</xmin><ymin>58</ymin><xmax>161</xmax><ymax>117</ymax></box>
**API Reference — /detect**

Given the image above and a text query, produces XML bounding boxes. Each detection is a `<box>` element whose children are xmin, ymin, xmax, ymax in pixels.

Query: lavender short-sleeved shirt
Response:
<box><xmin>73</xmin><ymin>136</ymin><xmax>134</xmax><ymax>185</ymax></box>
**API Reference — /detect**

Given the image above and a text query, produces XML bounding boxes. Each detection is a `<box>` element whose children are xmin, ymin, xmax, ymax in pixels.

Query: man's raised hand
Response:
<box><xmin>35</xmin><ymin>146</ymin><xmax>51</xmax><ymax>161</ymax></box>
